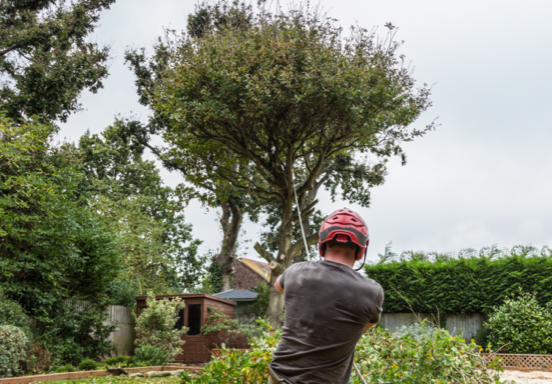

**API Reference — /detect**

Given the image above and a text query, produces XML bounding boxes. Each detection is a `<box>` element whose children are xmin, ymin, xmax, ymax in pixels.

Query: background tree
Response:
<box><xmin>0</xmin><ymin>115</ymin><xmax>120</xmax><ymax>363</ymax></box>
<box><xmin>151</xmin><ymin>4</ymin><xmax>433</xmax><ymax>326</ymax></box>
<box><xmin>123</xmin><ymin>2</ymin><xmax>260</xmax><ymax>292</ymax></box>
<box><xmin>0</xmin><ymin>0</ymin><xmax>114</xmax><ymax>123</ymax></box>
<box><xmin>76</xmin><ymin>120</ymin><xmax>203</xmax><ymax>301</ymax></box>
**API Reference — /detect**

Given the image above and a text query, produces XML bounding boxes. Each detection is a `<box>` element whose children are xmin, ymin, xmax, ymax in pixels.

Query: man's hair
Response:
<box><xmin>325</xmin><ymin>239</ymin><xmax>359</xmax><ymax>254</ymax></box>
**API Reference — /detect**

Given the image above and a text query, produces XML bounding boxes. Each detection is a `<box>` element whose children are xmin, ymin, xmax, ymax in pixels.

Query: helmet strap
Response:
<box><xmin>354</xmin><ymin>246</ymin><xmax>368</xmax><ymax>272</ymax></box>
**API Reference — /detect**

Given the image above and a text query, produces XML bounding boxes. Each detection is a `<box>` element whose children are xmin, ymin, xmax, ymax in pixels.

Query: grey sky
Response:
<box><xmin>59</xmin><ymin>0</ymin><xmax>552</xmax><ymax>263</ymax></box>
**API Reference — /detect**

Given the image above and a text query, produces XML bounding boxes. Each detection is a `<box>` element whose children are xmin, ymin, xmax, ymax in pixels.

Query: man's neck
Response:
<box><xmin>324</xmin><ymin>253</ymin><xmax>355</xmax><ymax>268</ymax></box>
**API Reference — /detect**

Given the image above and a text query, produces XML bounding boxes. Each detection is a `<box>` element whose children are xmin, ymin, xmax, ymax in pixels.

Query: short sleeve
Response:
<box><xmin>368</xmin><ymin>288</ymin><xmax>384</xmax><ymax>324</ymax></box>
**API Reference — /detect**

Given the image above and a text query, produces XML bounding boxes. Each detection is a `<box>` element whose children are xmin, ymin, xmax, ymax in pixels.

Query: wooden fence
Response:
<box><xmin>64</xmin><ymin>300</ymin><xmax>135</xmax><ymax>355</ymax></box>
<box><xmin>106</xmin><ymin>305</ymin><xmax>135</xmax><ymax>356</ymax></box>
<box><xmin>379</xmin><ymin>313</ymin><xmax>484</xmax><ymax>341</ymax></box>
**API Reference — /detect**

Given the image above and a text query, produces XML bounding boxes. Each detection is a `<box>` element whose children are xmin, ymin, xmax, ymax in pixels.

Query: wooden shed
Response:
<box><xmin>135</xmin><ymin>294</ymin><xmax>237</xmax><ymax>363</ymax></box>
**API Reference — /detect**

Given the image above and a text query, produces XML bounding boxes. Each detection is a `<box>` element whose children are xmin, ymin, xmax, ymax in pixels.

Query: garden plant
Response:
<box><xmin>133</xmin><ymin>292</ymin><xmax>187</xmax><ymax>362</ymax></box>
<box><xmin>485</xmin><ymin>289</ymin><xmax>552</xmax><ymax>354</ymax></box>
<box><xmin>180</xmin><ymin>320</ymin><xmax>502</xmax><ymax>384</ymax></box>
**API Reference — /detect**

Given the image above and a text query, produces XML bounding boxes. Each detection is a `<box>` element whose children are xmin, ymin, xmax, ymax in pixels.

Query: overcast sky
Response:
<box><xmin>59</xmin><ymin>0</ymin><xmax>552</xmax><ymax>264</ymax></box>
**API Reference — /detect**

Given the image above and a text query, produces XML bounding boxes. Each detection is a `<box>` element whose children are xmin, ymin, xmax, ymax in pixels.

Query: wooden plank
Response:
<box><xmin>0</xmin><ymin>367</ymin><xmax>201</xmax><ymax>384</ymax></box>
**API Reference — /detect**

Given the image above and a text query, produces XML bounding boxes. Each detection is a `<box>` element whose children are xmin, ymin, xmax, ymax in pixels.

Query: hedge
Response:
<box><xmin>364</xmin><ymin>253</ymin><xmax>552</xmax><ymax>314</ymax></box>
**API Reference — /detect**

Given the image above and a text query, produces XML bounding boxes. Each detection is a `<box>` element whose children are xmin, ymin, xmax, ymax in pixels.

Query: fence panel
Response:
<box><xmin>106</xmin><ymin>305</ymin><xmax>135</xmax><ymax>356</ymax></box>
<box><xmin>379</xmin><ymin>313</ymin><xmax>484</xmax><ymax>341</ymax></box>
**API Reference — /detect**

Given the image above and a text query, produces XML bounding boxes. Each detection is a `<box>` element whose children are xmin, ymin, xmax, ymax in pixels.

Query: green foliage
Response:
<box><xmin>131</xmin><ymin>346</ymin><xmax>168</xmax><ymax>367</ymax></box>
<box><xmin>180</xmin><ymin>319</ymin><xmax>278</xmax><ymax>384</ymax></box>
<box><xmin>365</xmin><ymin>246</ymin><xmax>552</xmax><ymax>314</ymax></box>
<box><xmin>0</xmin><ymin>0</ymin><xmax>114</xmax><ymax>123</ymax></box>
<box><xmin>53</xmin><ymin>364</ymin><xmax>76</xmax><ymax>373</ymax></box>
<box><xmin>133</xmin><ymin>292</ymin><xmax>187</xmax><ymax>362</ymax></box>
<box><xmin>485</xmin><ymin>289</ymin><xmax>552</xmax><ymax>354</ymax></box>
<box><xmin>78</xmin><ymin>359</ymin><xmax>99</xmax><ymax>371</ymax></box>
<box><xmin>0</xmin><ymin>289</ymin><xmax>30</xmax><ymax>335</ymax></box>
<box><xmin>200</xmin><ymin>307</ymin><xmax>256</xmax><ymax>349</ymax></box>
<box><xmin>205</xmin><ymin>260</ymin><xmax>224</xmax><ymax>294</ymax></box>
<box><xmin>0</xmin><ymin>325</ymin><xmax>28</xmax><ymax>378</ymax></box>
<box><xmin>183</xmin><ymin>320</ymin><xmax>499</xmax><ymax>384</ymax></box>
<box><xmin>39</xmin><ymin>301</ymin><xmax>116</xmax><ymax>366</ymax></box>
<box><xmin>0</xmin><ymin>116</ymin><xmax>120</xmax><ymax>364</ymax></box>
<box><xmin>77</xmin><ymin>121</ymin><xmax>204</xmax><ymax>297</ymax></box>
<box><xmin>351</xmin><ymin>324</ymin><xmax>501</xmax><ymax>384</ymax></box>
<box><xmin>104</xmin><ymin>355</ymin><xmax>130</xmax><ymax>367</ymax></box>
<box><xmin>240</xmin><ymin>283</ymin><xmax>270</xmax><ymax>319</ymax></box>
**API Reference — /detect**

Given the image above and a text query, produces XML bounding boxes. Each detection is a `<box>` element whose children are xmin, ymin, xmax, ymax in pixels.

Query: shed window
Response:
<box><xmin>187</xmin><ymin>304</ymin><xmax>202</xmax><ymax>335</ymax></box>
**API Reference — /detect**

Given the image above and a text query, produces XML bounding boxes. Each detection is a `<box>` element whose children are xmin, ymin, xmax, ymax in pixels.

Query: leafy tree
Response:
<box><xmin>0</xmin><ymin>115</ymin><xmax>120</xmax><ymax>362</ymax></box>
<box><xmin>150</xmin><ymin>3</ymin><xmax>433</xmax><ymax>326</ymax></box>
<box><xmin>76</xmin><ymin>120</ymin><xmax>203</xmax><ymax>297</ymax></box>
<box><xmin>0</xmin><ymin>0</ymin><xmax>114</xmax><ymax>122</ymax></box>
<box><xmin>123</xmin><ymin>2</ymin><xmax>261</xmax><ymax>292</ymax></box>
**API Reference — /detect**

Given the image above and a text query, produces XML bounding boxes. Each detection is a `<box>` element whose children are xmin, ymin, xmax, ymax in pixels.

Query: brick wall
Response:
<box><xmin>233</xmin><ymin>260</ymin><xmax>266</xmax><ymax>290</ymax></box>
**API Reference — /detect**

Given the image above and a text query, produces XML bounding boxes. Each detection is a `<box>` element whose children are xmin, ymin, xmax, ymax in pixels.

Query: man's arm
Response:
<box><xmin>275</xmin><ymin>275</ymin><xmax>284</xmax><ymax>294</ymax></box>
<box><xmin>364</xmin><ymin>323</ymin><xmax>376</xmax><ymax>333</ymax></box>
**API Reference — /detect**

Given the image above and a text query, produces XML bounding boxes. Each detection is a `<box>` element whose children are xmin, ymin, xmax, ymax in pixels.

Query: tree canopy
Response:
<box><xmin>150</xmin><ymin>3</ymin><xmax>433</xmax><ymax>325</ymax></box>
<box><xmin>0</xmin><ymin>0</ymin><xmax>114</xmax><ymax>122</ymax></box>
<box><xmin>76</xmin><ymin>120</ymin><xmax>203</xmax><ymax>300</ymax></box>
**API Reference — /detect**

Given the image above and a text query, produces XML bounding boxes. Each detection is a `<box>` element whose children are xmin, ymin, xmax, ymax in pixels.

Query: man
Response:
<box><xmin>268</xmin><ymin>208</ymin><xmax>384</xmax><ymax>384</ymax></box>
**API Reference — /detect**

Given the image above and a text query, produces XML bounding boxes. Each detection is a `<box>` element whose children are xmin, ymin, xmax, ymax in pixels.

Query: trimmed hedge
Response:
<box><xmin>365</xmin><ymin>253</ymin><xmax>552</xmax><ymax>314</ymax></box>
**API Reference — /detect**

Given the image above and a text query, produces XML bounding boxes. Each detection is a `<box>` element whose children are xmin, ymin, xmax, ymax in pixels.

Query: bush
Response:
<box><xmin>352</xmin><ymin>324</ymin><xmax>501</xmax><ymax>383</ymax></box>
<box><xmin>181</xmin><ymin>320</ymin><xmax>502</xmax><ymax>384</ymax></box>
<box><xmin>365</xmin><ymin>247</ymin><xmax>552</xmax><ymax>313</ymax></box>
<box><xmin>0</xmin><ymin>290</ymin><xmax>30</xmax><ymax>335</ymax></box>
<box><xmin>133</xmin><ymin>292</ymin><xmax>187</xmax><ymax>361</ymax></box>
<box><xmin>0</xmin><ymin>325</ymin><xmax>28</xmax><ymax>378</ymax></box>
<box><xmin>201</xmin><ymin>307</ymin><xmax>254</xmax><ymax>350</ymax></box>
<box><xmin>78</xmin><ymin>359</ymin><xmax>99</xmax><ymax>371</ymax></box>
<box><xmin>104</xmin><ymin>355</ymin><xmax>130</xmax><ymax>366</ymax></box>
<box><xmin>53</xmin><ymin>364</ymin><xmax>76</xmax><ymax>373</ymax></box>
<box><xmin>131</xmin><ymin>346</ymin><xmax>168</xmax><ymax>367</ymax></box>
<box><xmin>39</xmin><ymin>301</ymin><xmax>116</xmax><ymax>365</ymax></box>
<box><xmin>485</xmin><ymin>289</ymin><xmax>552</xmax><ymax>354</ymax></box>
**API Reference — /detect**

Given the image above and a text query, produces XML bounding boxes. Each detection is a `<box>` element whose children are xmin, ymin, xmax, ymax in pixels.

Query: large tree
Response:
<box><xmin>0</xmin><ymin>0</ymin><xmax>114</xmax><ymax>122</ymax></box>
<box><xmin>123</xmin><ymin>2</ymin><xmax>260</xmax><ymax>292</ymax></box>
<box><xmin>0</xmin><ymin>115</ymin><xmax>121</xmax><ymax>362</ymax></box>
<box><xmin>151</xmin><ymin>4</ymin><xmax>433</xmax><ymax>326</ymax></box>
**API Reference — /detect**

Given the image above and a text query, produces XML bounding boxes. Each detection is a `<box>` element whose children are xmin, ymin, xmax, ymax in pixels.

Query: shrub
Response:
<box><xmin>21</xmin><ymin>341</ymin><xmax>53</xmax><ymax>375</ymax></box>
<box><xmin>352</xmin><ymin>324</ymin><xmax>501</xmax><ymax>383</ymax></box>
<box><xmin>485</xmin><ymin>289</ymin><xmax>552</xmax><ymax>354</ymax></box>
<box><xmin>104</xmin><ymin>355</ymin><xmax>130</xmax><ymax>366</ymax></box>
<box><xmin>39</xmin><ymin>300</ymin><xmax>116</xmax><ymax>365</ymax></box>
<box><xmin>131</xmin><ymin>346</ymin><xmax>168</xmax><ymax>367</ymax></box>
<box><xmin>0</xmin><ymin>325</ymin><xmax>28</xmax><ymax>378</ymax></box>
<box><xmin>53</xmin><ymin>364</ymin><xmax>76</xmax><ymax>373</ymax></box>
<box><xmin>78</xmin><ymin>359</ymin><xmax>98</xmax><ymax>371</ymax></box>
<box><xmin>365</xmin><ymin>247</ymin><xmax>552</xmax><ymax>314</ymax></box>
<box><xmin>201</xmin><ymin>308</ymin><xmax>254</xmax><ymax>350</ymax></box>
<box><xmin>0</xmin><ymin>290</ymin><xmax>30</xmax><ymax>335</ymax></box>
<box><xmin>133</xmin><ymin>292</ymin><xmax>187</xmax><ymax>361</ymax></box>
<box><xmin>181</xmin><ymin>320</ymin><xmax>502</xmax><ymax>384</ymax></box>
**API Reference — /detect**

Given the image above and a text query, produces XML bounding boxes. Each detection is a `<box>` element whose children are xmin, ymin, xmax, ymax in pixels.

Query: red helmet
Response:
<box><xmin>319</xmin><ymin>208</ymin><xmax>369</xmax><ymax>261</ymax></box>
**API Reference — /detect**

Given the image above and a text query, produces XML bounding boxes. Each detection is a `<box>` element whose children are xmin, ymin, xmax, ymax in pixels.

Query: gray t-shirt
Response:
<box><xmin>270</xmin><ymin>260</ymin><xmax>384</xmax><ymax>384</ymax></box>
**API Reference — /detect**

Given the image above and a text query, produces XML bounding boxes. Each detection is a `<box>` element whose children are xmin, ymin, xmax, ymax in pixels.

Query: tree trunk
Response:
<box><xmin>215</xmin><ymin>198</ymin><xmax>242</xmax><ymax>292</ymax></box>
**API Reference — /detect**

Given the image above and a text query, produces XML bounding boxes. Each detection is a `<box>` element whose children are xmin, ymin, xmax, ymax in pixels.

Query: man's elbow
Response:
<box><xmin>274</xmin><ymin>279</ymin><xmax>284</xmax><ymax>294</ymax></box>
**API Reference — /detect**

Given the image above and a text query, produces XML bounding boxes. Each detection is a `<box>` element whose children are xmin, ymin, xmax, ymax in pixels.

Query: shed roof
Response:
<box><xmin>135</xmin><ymin>293</ymin><xmax>236</xmax><ymax>306</ymax></box>
<box><xmin>240</xmin><ymin>258</ymin><xmax>270</xmax><ymax>281</ymax></box>
<box><xmin>213</xmin><ymin>289</ymin><xmax>259</xmax><ymax>302</ymax></box>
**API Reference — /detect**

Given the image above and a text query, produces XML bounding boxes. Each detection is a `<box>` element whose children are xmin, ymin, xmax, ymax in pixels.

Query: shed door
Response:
<box><xmin>187</xmin><ymin>304</ymin><xmax>202</xmax><ymax>335</ymax></box>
